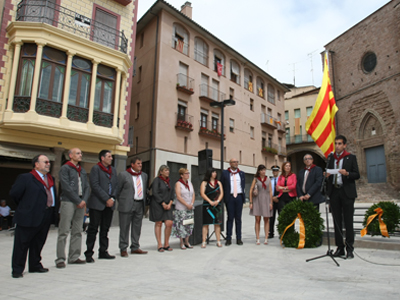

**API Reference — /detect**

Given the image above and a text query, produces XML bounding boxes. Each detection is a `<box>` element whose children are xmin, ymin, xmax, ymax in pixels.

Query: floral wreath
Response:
<box><xmin>361</xmin><ymin>201</ymin><xmax>400</xmax><ymax>237</ymax></box>
<box><xmin>277</xmin><ymin>200</ymin><xmax>324</xmax><ymax>248</ymax></box>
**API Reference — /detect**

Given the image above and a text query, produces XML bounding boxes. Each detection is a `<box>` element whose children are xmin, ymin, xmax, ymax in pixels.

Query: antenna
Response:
<box><xmin>308</xmin><ymin>49</ymin><xmax>318</xmax><ymax>86</ymax></box>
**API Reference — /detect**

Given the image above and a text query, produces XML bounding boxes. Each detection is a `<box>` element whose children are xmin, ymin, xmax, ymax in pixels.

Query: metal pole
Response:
<box><xmin>220</xmin><ymin>104</ymin><xmax>224</xmax><ymax>173</ymax></box>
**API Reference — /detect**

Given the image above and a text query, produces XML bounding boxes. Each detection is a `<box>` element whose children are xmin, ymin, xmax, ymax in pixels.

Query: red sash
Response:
<box><xmin>66</xmin><ymin>161</ymin><xmax>81</xmax><ymax>177</ymax></box>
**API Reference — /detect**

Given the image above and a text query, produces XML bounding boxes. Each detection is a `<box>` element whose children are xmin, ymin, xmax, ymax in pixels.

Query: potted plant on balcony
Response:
<box><xmin>262</xmin><ymin>147</ymin><xmax>278</xmax><ymax>154</ymax></box>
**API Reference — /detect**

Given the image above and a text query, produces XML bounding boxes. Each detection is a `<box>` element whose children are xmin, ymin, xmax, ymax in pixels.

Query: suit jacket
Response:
<box><xmin>277</xmin><ymin>173</ymin><xmax>297</xmax><ymax>198</ymax></box>
<box><xmin>10</xmin><ymin>172</ymin><xmax>57</xmax><ymax>227</ymax></box>
<box><xmin>296</xmin><ymin>166</ymin><xmax>324</xmax><ymax>204</ymax></box>
<box><xmin>117</xmin><ymin>171</ymin><xmax>148</xmax><ymax>213</ymax></box>
<box><xmin>87</xmin><ymin>164</ymin><xmax>118</xmax><ymax>211</ymax></box>
<box><xmin>326</xmin><ymin>153</ymin><xmax>360</xmax><ymax>199</ymax></box>
<box><xmin>59</xmin><ymin>163</ymin><xmax>90</xmax><ymax>205</ymax></box>
<box><xmin>220</xmin><ymin>169</ymin><xmax>246</xmax><ymax>204</ymax></box>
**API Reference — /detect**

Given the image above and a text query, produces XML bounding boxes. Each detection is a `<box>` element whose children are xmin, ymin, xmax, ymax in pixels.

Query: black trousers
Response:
<box><xmin>85</xmin><ymin>207</ymin><xmax>113</xmax><ymax>257</ymax></box>
<box><xmin>269</xmin><ymin>201</ymin><xmax>279</xmax><ymax>237</ymax></box>
<box><xmin>330</xmin><ymin>187</ymin><xmax>355</xmax><ymax>250</ymax></box>
<box><xmin>12</xmin><ymin>207</ymin><xmax>53</xmax><ymax>274</ymax></box>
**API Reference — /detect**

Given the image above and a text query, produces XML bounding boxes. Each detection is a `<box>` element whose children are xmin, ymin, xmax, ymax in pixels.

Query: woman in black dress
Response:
<box><xmin>200</xmin><ymin>168</ymin><xmax>224</xmax><ymax>248</ymax></box>
<box><xmin>150</xmin><ymin>165</ymin><xmax>175</xmax><ymax>252</ymax></box>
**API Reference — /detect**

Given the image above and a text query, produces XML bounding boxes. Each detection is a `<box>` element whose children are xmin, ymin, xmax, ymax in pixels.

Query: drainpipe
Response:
<box><xmin>149</xmin><ymin>11</ymin><xmax>159</xmax><ymax>179</ymax></box>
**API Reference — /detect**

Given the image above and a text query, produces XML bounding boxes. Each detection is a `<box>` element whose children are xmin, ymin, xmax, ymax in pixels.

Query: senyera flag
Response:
<box><xmin>305</xmin><ymin>53</ymin><xmax>338</xmax><ymax>157</ymax></box>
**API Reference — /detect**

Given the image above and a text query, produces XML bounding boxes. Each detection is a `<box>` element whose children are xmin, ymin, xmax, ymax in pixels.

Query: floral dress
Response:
<box><xmin>172</xmin><ymin>181</ymin><xmax>194</xmax><ymax>238</ymax></box>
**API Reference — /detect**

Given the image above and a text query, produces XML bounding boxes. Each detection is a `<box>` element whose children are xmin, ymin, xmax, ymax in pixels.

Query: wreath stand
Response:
<box><xmin>306</xmin><ymin>154</ymin><xmax>343</xmax><ymax>267</ymax></box>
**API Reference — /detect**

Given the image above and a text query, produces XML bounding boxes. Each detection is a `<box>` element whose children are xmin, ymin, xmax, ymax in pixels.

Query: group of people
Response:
<box><xmin>8</xmin><ymin>134</ymin><xmax>359</xmax><ymax>278</ymax></box>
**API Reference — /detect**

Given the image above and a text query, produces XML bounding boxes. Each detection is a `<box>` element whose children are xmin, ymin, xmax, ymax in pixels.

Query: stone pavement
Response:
<box><xmin>1</xmin><ymin>206</ymin><xmax>399</xmax><ymax>300</ymax></box>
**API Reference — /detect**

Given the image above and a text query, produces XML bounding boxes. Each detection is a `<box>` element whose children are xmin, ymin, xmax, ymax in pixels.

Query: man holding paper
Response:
<box><xmin>326</xmin><ymin>135</ymin><xmax>360</xmax><ymax>259</ymax></box>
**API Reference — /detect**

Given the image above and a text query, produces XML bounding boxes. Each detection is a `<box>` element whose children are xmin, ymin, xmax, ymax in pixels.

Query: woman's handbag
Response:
<box><xmin>252</xmin><ymin>180</ymin><xmax>258</xmax><ymax>197</ymax></box>
<box><xmin>145</xmin><ymin>181</ymin><xmax>154</xmax><ymax>206</ymax></box>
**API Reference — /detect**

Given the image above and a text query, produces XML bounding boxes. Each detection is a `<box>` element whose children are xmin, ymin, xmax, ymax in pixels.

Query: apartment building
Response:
<box><xmin>0</xmin><ymin>0</ymin><xmax>138</xmax><ymax>204</ymax></box>
<box><xmin>130</xmin><ymin>1</ymin><xmax>288</xmax><ymax>193</ymax></box>
<box><xmin>284</xmin><ymin>85</ymin><xmax>325</xmax><ymax>174</ymax></box>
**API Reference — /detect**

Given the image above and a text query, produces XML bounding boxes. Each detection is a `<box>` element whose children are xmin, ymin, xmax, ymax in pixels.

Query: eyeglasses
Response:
<box><xmin>304</xmin><ymin>158</ymin><xmax>313</xmax><ymax>161</ymax></box>
<box><xmin>231</xmin><ymin>161</ymin><xmax>239</xmax><ymax>163</ymax></box>
<box><xmin>42</xmin><ymin>161</ymin><xmax>50</xmax><ymax>164</ymax></box>
<box><xmin>184</xmin><ymin>172</ymin><xmax>190</xmax><ymax>175</ymax></box>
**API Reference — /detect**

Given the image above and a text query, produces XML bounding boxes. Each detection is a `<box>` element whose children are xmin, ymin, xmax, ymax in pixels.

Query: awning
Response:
<box><xmin>0</xmin><ymin>143</ymin><xmax>56</xmax><ymax>161</ymax></box>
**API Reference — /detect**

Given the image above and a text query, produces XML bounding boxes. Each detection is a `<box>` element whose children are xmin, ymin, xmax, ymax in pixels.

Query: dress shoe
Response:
<box><xmin>121</xmin><ymin>250</ymin><xmax>129</xmax><ymax>257</ymax></box>
<box><xmin>29</xmin><ymin>268</ymin><xmax>49</xmax><ymax>273</ymax></box>
<box><xmin>12</xmin><ymin>273</ymin><xmax>23</xmax><ymax>278</ymax></box>
<box><xmin>268</xmin><ymin>234</ymin><xmax>274</xmax><ymax>239</ymax></box>
<box><xmin>346</xmin><ymin>251</ymin><xmax>354</xmax><ymax>259</ymax></box>
<box><xmin>131</xmin><ymin>249</ymin><xmax>148</xmax><ymax>254</ymax></box>
<box><xmin>99</xmin><ymin>252</ymin><xmax>115</xmax><ymax>259</ymax></box>
<box><xmin>237</xmin><ymin>239</ymin><xmax>243</xmax><ymax>245</ymax></box>
<box><xmin>69</xmin><ymin>259</ymin><xmax>86</xmax><ymax>264</ymax></box>
<box><xmin>225</xmin><ymin>239</ymin><xmax>232</xmax><ymax>246</ymax></box>
<box><xmin>86</xmin><ymin>256</ymin><xmax>95</xmax><ymax>263</ymax></box>
<box><xmin>332</xmin><ymin>247</ymin><xmax>345</xmax><ymax>257</ymax></box>
<box><xmin>56</xmin><ymin>262</ymin><xmax>66</xmax><ymax>268</ymax></box>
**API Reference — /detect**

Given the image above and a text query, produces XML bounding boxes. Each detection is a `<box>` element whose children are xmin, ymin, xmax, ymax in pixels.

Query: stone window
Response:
<box><xmin>362</xmin><ymin>52</ymin><xmax>377</xmax><ymax>73</ymax></box>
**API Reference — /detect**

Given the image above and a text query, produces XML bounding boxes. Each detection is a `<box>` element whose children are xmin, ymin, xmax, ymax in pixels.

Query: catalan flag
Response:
<box><xmin>305</xmin><ymin>53</ymin><xmax>338</xmax><ymax>157</ymax></box>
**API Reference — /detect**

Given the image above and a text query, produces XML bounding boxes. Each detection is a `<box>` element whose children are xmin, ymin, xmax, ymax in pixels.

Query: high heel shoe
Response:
<box><xmin>256</xmin><ymin>239</ymin><xmax>260</xmax><ymax>245</ymax></box>
<box><xmin>201</xmin><ymin>242</ymin><xmax>206</xmax><ymax>248</ymax></box>
<box><xmin>216</xmin><ymin>241</ymin><xmax>222</xmax><ymax>247</ymax></box>
<box><xmin>264</xmin><ymin>239</ymin><xmax>268</xmax><ymax>245</ymax></box>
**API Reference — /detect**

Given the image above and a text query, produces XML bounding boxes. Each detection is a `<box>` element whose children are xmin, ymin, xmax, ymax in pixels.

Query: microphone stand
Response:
<box><xmin>306</xmin><ymin>154</ymin><xmax>342</xmax><ymax>267</ymax></box>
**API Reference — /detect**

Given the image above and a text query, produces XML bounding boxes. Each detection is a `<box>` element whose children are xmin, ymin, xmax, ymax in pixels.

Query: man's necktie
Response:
<box><xmin>233</xmin><ymin>174</ymin><xmax>238</xmax><ymax>198</ymax></box>
<box><xmin>302</xmin><ymin>170</ymin><xmax>309</xmax><ymax>194</ymax></box>
<box><xmin>136</xmin><ymin>176</ymin><xmax>143</xmax><ymax>198</ymax></box>
<box><xmin>43</xmin><ymin>175</ymin><xmax>53</xmax><ymax>207</ymax></box>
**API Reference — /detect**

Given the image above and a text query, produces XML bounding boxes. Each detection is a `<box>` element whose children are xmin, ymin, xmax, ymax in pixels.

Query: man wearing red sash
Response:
<box><xmin>116</xmin><ymin>157</ymin><xmax>148</xmax><ymax>257</ymax></box>
<box><xmin>326</xmin><ymin>135</ymin><xmax>360</xmax><ymax>259</ymax></box>
<box><xmin>10</xmin><ymin>154</ymin><xmax>56</xmax><ymax>278</ymax></box>
<box><xmin>296</xmin><ymin>154</ymin><xmax>324</xmax><ymax>210</ymax></box>
<box><xmin>85</xmin><ymin>150</ymin><xmax>118</xmax><ymax>262</ymax></box>
<box><xmin>55</xmin><ymin>148</ymin><xmax>90</xmax><ymax>268</ymax></box>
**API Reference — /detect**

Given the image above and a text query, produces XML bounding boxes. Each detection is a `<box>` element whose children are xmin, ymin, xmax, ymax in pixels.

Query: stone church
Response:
<box><xmin>324</xmin><ymin>0</ymin><xmax>400</xmax><ymax>194</ymax></box>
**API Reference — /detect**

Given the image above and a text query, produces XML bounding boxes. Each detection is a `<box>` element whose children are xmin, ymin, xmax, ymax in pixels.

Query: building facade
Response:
<box><xmin>0</xmin><ymin>0</ymin><xmax>138</xmax><ymax>206</ymax></box>
<box><xmin>324</xmin><ymin>0</ymin><xmax>400</xmax><ymax>190</ymax></box>
<box><xmin>284</xmin><ymin>85</ymin><xmax>325</xmax><ymax>174</ymax></box>
<box><xmin>130</xmin><ymin>0</ymin><xmax>288</xmax><ymax>195</ymax></box>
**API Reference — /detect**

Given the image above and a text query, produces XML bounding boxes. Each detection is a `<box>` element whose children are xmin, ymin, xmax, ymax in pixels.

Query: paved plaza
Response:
<box><xmin>1</xmin><ymin>206</ymin><xmax>399</xmax><ymax>300</ymax></box>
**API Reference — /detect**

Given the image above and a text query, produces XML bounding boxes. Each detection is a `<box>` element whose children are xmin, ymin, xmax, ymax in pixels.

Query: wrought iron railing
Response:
<box><xmin>36</xmin><ymin>98</ymin><xmax>62</xmax><ymax>117</ymax></box>
<box><xmin>16</xmin><ymin>0</ymin><xmax>127</xmax><ymax>53</ymax></box>
<box><xmin>194</xmin><ymin>49</ymin><xmax>208</xmax><ymax>66</ymax></box>
<box><xmin>67</xmin><ymin>104</ymin><xmax>88</xmax><ymax>123</ymax></box>
<box><xmin>286</xmin><ymin>134</ymin><xmax>314</xmax><ymax>145</ymax></box>
<box><xmin>199</xmin><ymin>83</ymin><xmax>226</xmax><ymax>102</ymax></box>
<box><xmin>172</xmin><ymin>36</ymin><xmax>189</xmax><ymax>55</ymax></box>
<box><xmin>260</xmin><ymin>113</ymin><xmax>277</xmax><ymax>127</ymax></box>
<box><xmin>175</xmin><ymin>113</ymin><xmax>193</xmax><ymax>131</ymax></box>
<box><xmin>93</xmin><ymin>110</ymin><xmax>113</xmax><ymax>128</ymax></box>
<box><xmin>13</xmin><ymin>96</ymin><xmax>31</xmax><ymax>112</ymax></box>
<box><xmin>176</xmin><ymin>73</ymin><xmax>194</xmax><ymax>91</ymax></box>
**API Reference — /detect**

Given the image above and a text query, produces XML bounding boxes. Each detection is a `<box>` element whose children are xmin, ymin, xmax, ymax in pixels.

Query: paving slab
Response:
<box><xmin>1</xmin><ymin>206</ymin><xmax>399</xmax><ymax>300</ymax></box>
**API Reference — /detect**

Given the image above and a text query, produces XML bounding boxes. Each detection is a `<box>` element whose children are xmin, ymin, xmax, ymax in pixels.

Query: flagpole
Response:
<box><xmin>327</xmin><ymin>50</ymin><xmax>338</xmax><ymax>137</ymax></box>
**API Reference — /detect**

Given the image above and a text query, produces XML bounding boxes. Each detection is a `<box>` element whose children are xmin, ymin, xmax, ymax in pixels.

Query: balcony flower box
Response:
<box><xmin>262</xmin><ymin>147</ymin><xmax>278</xmax><ymax>155</ymax></box>
<box><xmin>176</xmin><ymin>119</ymin><xmax>193</xmax><ymax>131</ymax></box>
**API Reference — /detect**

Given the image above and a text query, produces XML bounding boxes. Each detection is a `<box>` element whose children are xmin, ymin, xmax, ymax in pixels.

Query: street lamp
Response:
<box><xmin>210</xmin><ymin>96</ymin><xmax>236</xmax><ymax>172</ymax></box>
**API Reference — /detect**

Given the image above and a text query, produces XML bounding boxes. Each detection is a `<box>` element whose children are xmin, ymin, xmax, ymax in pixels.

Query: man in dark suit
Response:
<box><xmin>296</xmin><ymin>154</ymin><xmax>324</xmax><ymax>210</ymax></box>
<box><xmin>10</xmin><ymin>154</ymin><xmax>56</xmax><ymax>278</ymax></box>
<box><xmin>220</xmin><ymin>158</ymin><xmax>246</xmax><ymax>246</ymax></box>
<box><xmin>268</xmin><ymin>165</ymin><xmax>280</xmax><ymax>238</ymax></box>
<box><xmin>85</xmin><ymin>150</ymin><xmax>118</xmax><ymax>262</ymax></box>
<box><xmin>117</xmin><ymin>157</ymin><xmax>148</xmax><ymax>257</ymax></box>
<box><xmin>326</xmin><ymin>135</ymin><xmax>360</xmax><ymax>259</ymax></box>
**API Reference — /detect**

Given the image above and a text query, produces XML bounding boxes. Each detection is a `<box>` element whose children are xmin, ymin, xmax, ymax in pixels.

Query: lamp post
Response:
<box><xmin>210</xmin><ymin>96</ymin><xmax>236</xmax><ymax>172</ymax></box>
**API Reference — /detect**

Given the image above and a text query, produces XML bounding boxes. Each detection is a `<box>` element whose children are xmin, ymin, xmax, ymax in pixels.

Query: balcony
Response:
<box><xmin>198</xmin><ymin>121</ymin><xmax>225</xmax><ymax>140</ymax></box>
<box><xmin>276</xmin><ymin>121</ymin><xmax>286</xmax><ymax>133</ymax></box>
<box><xmin>16</xmin><ymin>0</ymin><xmax>128</xmax><ymax>53</ymax></box>
<box><xmin>172</xmin><ymin>36</ymin><xmax>189</xmax><ymax>55</ymax></box>
<box><xmin>199</xmin><ymin>83</ymin><xmax>226</xmax><ymax>103</ymax></box>
<box><xmin>175</xmin><ymin>113</ymin><xmax>193</xmax><ymax>132</ymax></box>
<box><xmin>262</xmin><ymin>143</ymin><xmax>278</xmax><ymax>155</ymax></box>
<box><xmin>176</xmin><ymin>74</ymin><xmax>194</xmax><ymax>95</ymax></box>
<box><xmin>260</xmin><ymin>113</ymin><xmax>277</xmax><ymax>130</ymax></box>
<box><xmin>277</xmin><ymin>145</ymin><xmax>287</xmax><ymax>157</ymax></box>
<box><xmin>286</xmin><ymin>134</ymin><xmax>314</xmax><ymax>145</ymax></box>
<box><xmin>244</xmin><ymin>79</ymin><xmax>254</xmax><ymax>93</ymax></box>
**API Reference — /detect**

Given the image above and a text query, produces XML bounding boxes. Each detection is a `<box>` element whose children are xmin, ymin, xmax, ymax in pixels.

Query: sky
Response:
<box><xmin>137</xmin><ymin>0</ymin><xmax>391</xmax><ymax>88</ymax></box>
